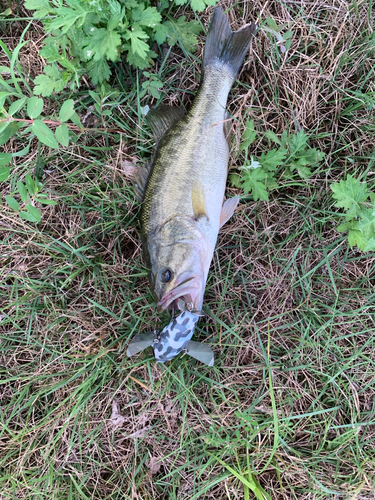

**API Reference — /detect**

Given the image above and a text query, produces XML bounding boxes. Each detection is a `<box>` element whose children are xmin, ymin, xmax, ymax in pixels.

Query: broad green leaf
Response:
<box><xmin>190</xmin><ymin>0</ymin><xmax>206</xmax><ymax>10</ymax></box>
<box><xmin>296</xmin><ymin>165</ymin><xmax>312</xmax><ymax>179</ymax></box>
<box><xmin>364</xmin><ymin>238</ymin><xmax>375</xmax><ymax>251</ymax></box>
<box><xmin>176</xmin><ymin>0</ymin><xmax>216</xmax><ymax>10</ymax></box>
<box><xmin>84</xmin><ymin>28</ymin><xmax>122</xmax><ymax>61</ymax></box>
<box><xmin>55</xmin><ymin>123</ymin><xmax>69</xmax><ymax>146</ymax></box>
<box><xmin>0</xmin><ymin>153</ymin><xmax>12</xmax><ymax>167</ymax></box>
<box><xmin>0</xmin><ymin>91</ymin><xmax>17</xmax><ymax>106</ymax></box>
<box><xmin>124</xmin><ymin>26</ymin><xmax>149</xmax><ymax>59</ymax></box>
<box><xmin>8</xmin><ymin>97</ymin><xmax>27</xmax><ymax>116</ymax></box>
<box><xmin>264</xmin><ymin>130</ymin><xmax>281</xmax><ymax>145</ymax></box>
<box><xmin>259</xmin><ymin>148</ymin><xmax>287</xmax><ymax>171</ymax></box>
<box><xmin>348</xmin><ymin>228</ymin><xmax>368</xmax><ymax>250</ymax></box>
<box><xmin>302</xmin><ymin>148</ymin><xmax>324</xmax><ymax>164</ymax></box>
<box><xmin>24</xmin><ymin>0</ymin><xmax>53</xmax><ymax>17</ymax></box>
<box><xmin>88</xmin><ymin>91</ymin><xmax>100</xmax><ymax>104</ymax></box>
<box><xmin>33</xmin><ymin>64</ymin><xmax>65</xmax><ymax>96</ymax></box>
<box><xmin>49</xmin><ymin>1</ymin><xmax>91</xmax><ymax>33</ymax></box>
<box><xmin>17</xmin><ymin>181</ymin><xmax>28</xmax><ymax>202</ymax></box>
<box><xmin>70</xmin><ymin>112</ymin><xmax>83</xmax><ymax>128</ymax></box>
<box><xmin>242</xmin><ymin>168</ymin><xmax>269</xmax><ymax>201</ymax></box>
<box><xmin>126</xmin><ymin>46</ymin><xmax>155</xmax><ymax>69</ymax></box>
<box><xmin>20</xmin><ymin>211</ymin><xmax>39</xmax><ymax>222</ymax></box>
<box><xmin>337</xmin><ymin>221</ymin><xmax>353</xmax><ymax>233</ymax></box>
<box><xmin>265</xmin><ymin>17</ymin><xmax>280</xmax><ymax>32</ymax></box>
<box><xmin>27</xmin><ymin>96</ymin><xmax>44</xmax><ymax>119</ymax></box>
<box><xmin>331</xmin><ymin>175</ymin><xmax>369</xmax><ymax>220</ymax></box>
<box><xmin>25</xmin><ymin>174</ymin><xmax>37</xmax><ymax>196</ymax></box>
<box><xmin>5</xmin><ymin>195</ymin><xmax>20</xmax><ymax>211</ymax></box>
<box><xmin>36</xmin><ymin>197</ymin><xmax>57</xmax><ymax>205</ymax></box>
<box><xmin>87</xmin><ymin>58</ymin><xmax>111</xmax><ymax>84</ymax></box>
<box><xmin>288</xmin><ymin>130</ymin><xmax>308</xmax><ymax>153</ymax></box>
<box><xmin>26</xmin><ymin>203</ymin><xmax>42</xmax><ymax>222</ymax></box>
<box><xmin>229</xmin><ymin>173</ymin><xmax>241</xmax><ymax>188</ymax></box>
<box><xmin>240</xmin><ymin>120</ymin><xmax>257</xmax><ymax>150</ymax></box>
<box><xmin>164</xmin><ymin>17</ymin><xmax>201</xmax><ymax>52</ymax></box>
<box><xmin>59</xmin><ymin>99</ymin><xmax>75</xmax><ymax>122</ymax></box>
<box><xmin>132</xmin><ymin>6</ymin><xmax>161</xmax><ymax>27</ymax></box>
<box><xmin>357</xmin><ymin>208</ymin><xmax>375</xmax><ymax>240</ymax></box>
<box><xmin>31</xmin><ymin>120</ymin><xmax>59</xmax><ymax>149</ymax></box>
<box><xmin>154</xmin><ymin>24</ymin><xmax>169</xmax><ymax>45</ymax></box>
<box><xmin>12</xmin><ymin>144</ymin><xmax>30</xmax><ymax>157</ymax></box>
<box><xmin>0</xmin><ymin>121</ymin><xmax>19</xmax><ymax>145</ymax></box>
<box><xmin>0</xmin><ymin>166</ymin><xmax>10</xmax><ymax>182</ymax></box>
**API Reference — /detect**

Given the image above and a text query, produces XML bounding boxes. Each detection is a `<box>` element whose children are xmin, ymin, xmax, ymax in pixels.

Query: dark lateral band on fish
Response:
<box><xmin>128</xmin><ymin>8</ymin><xmax>257</xmax><ymax>366</ymax></box>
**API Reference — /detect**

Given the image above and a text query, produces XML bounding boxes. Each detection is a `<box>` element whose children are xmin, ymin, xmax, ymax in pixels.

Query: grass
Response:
<box><xmin>1</xmin><ymin>0</ymin><xmax>375</xmax><ymax>498</ymax></box>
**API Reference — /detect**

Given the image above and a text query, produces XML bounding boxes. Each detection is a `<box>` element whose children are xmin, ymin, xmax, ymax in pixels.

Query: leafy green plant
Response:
<box><xmin>262</xmin><ymin>17</ymin><xmax>293</xmax><ymax>53</ymax></box>
<box><xmin>25</xmin><ymin>0</ymin><xmax>216</xmax><ymax>96</ymax></box>
<box><xmin>230</xmin><ymin>120</ymin><xmax>325</xmax><ymax>201</ymax></box>
<box><xmin>4</xmin><ymin>173</ymin><xmax>57</xmax><ymax>223</ymax></box>
<box><xmin>331</xmin><ymin>175</ymin><xmax>375</xmax><ymax>251</ymax></box>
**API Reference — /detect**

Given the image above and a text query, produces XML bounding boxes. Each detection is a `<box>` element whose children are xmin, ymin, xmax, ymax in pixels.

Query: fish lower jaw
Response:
<box><xmin>157</xmin><ymin>286</ymin><xmax>202</xmax><ymax>312</ymax></box>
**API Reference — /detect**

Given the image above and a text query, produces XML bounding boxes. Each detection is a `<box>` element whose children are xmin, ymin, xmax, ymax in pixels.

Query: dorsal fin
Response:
<box><xmin>133</xmin><ymin>161</ymin><xmax>152</xmax><ymax>202</ymax></box>
<box><xmin>146</xmin><ymin>104</ymin><xmax>185</xmax><ymax>141</ymax></box>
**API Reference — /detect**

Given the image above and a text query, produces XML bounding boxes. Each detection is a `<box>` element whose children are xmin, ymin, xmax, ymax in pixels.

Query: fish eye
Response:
<box><xmin>160</xmin><ymin>268</ymin><xmax>173</xmax><ymax>283</ymax></box>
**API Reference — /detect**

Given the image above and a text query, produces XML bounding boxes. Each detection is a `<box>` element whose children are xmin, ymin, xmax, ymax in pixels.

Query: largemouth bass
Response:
<box><xmin>135</xmin><ymin>8</ymin><xmax>256</xmax><ymax>313</ymax></box>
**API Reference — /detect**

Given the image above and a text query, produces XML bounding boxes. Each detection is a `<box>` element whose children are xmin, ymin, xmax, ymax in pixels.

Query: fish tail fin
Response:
<box><xmin>202</xmin><ymin>7</ymin><xmax>257</xmax><ymax>80</ymax></box>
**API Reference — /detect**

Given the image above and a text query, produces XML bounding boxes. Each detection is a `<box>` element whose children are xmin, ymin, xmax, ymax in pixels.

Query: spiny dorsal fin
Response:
<box><xmin>133</xmin><ymin>161</ymin><xmax>152</xmax><ymax>202</ymax></box>
<box><xmin>146</xmin><ymin>104</ymin><xmax>185</xmax><ymax>141</ymax></box>
<box><xmin>219</xmin><ymin>197</ymin><xmax>239</xmax><ymax>228</ymax></box>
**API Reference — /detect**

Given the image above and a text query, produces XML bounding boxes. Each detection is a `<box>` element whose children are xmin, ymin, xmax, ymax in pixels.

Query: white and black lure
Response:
<box><xmin>127</xmin><ymin>310</ymin><xmax>214</xmax><ymax>366</ymax></box>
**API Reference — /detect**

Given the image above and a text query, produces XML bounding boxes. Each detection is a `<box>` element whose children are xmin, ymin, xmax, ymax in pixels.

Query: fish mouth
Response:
<box><xmin>157</xmin><ymin>276</ymin><xmax>200</xmax><ymax>311</ymax></box>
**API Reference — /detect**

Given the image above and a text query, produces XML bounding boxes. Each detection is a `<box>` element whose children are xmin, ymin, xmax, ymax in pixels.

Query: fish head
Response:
<box><xmin>149</xmin><ymin>239</ymin><xmax>208</xmax><ymax>312</ymax></box>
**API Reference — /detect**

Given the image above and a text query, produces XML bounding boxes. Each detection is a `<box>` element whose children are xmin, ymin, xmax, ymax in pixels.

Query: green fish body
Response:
<box><xmin>135</xmin><ymin>8</ymin><xmax>257</xmax><ymax>311</ymax></box>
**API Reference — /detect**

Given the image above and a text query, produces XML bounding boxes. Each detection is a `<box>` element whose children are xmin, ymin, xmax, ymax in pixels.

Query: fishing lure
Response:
<box><xmin>127</xmin><ymin>310</ymin><xmax>214</xmax><ymax>366</ymax></box>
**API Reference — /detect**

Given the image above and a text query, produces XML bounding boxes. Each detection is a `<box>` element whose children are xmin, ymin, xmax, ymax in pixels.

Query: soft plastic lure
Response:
<box><xmin>127</xmin><ymin>310</ymin><xmax>214</xmax><ymax>366</ymax></box>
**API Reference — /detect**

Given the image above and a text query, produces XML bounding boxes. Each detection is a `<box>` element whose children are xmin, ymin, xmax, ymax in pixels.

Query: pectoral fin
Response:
<box><xmin>192</xmin><ymin>184</ymin><xmax>208</xmax><ymax>220</ymax></box>
<box><xmin>186</xmin><ymin>341</ymin><xmax>214</xmax><ymax>366</ymax></box>
<box><xmin>127</xmin><ymin>331</ymin><xmax>154</xmax><ymax>357</ymax></box>
<box><xmin>219</xmin><ymin>197</ymin><xmax>239</xmax><ymax>228</ymax></box>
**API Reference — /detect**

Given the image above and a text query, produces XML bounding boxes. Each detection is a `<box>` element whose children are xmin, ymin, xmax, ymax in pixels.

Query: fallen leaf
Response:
<box><xmin>121</xmin><ymin>159</ymin><xmax>138</xmax><ymax>178</ymax></box>
<box><xmin>147</xmin><ymin>456</ymin><xmax>162</xmax><ymax>475</ymax></box>
<box><xmin>109</xmin><ymin>400</ymin><xmax>125</xmax><ymax>430</ymax></box>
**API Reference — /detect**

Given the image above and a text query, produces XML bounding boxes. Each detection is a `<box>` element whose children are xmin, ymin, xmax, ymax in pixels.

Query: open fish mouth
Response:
<box><xmin>157</xmin><ymin>277</ymin><xmax>199</xmax><ymax>311</ymax></box>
